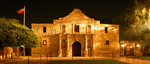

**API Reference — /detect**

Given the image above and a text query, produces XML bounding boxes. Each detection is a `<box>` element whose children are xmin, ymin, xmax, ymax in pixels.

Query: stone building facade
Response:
<box><xmin>31</xmin><ymin>9</ymin><xmax>120</xmax><ymax>57</ymax></box>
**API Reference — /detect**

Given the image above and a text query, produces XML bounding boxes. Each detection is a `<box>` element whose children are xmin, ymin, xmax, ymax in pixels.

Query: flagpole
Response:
<box><xmin>23</xmin><ymin>5</ymin><xmax>25</xmax><ymax>26</ymax></box>
<box><xmin>23</xmin><ymin>5</ymin><xmax>26</xmax><ymax>56</ymax></box>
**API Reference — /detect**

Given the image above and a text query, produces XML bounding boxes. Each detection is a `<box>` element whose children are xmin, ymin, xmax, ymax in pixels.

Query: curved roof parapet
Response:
<box><xmin>70</xmin><ymin>8</ymin><xmax>85</xmax><ymax>15</ymax></box>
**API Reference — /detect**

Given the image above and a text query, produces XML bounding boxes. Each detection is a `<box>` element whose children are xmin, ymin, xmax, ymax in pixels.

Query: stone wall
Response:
<box><xmin>3</xmin><ymin>47</ymin><xmax>13</xmax><ymax>58</ymax></box>
<box><xmin>94</xmin><ymin>24</ymin><xmax>120</xmax><ymax>57</ymax></box>
<box><xmin>31</xmin><ymin>34</ymin><xmax>59</xmax><ymax>57</ymax></box>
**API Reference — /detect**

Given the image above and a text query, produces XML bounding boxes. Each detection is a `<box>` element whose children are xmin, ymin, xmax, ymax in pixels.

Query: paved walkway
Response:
<box><xmin>0</xmin><ymin>56</ymin><xmax>150</xmax><ymax>64</ymax></box>
<box><xmin>21</xmin><ymin>56</ymin><xmax>150</xmax><ymax>64</ymax></box>
<box><xmin>115</xmin><ymin>57</ymin><xmax>150</xmax><ymax>64</ymax></box>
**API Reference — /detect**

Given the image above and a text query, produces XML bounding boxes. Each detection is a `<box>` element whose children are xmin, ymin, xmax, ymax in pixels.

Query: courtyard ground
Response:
<box><xmin>49</xmin><ymin>60</ymin><xmax>128</xmax><ymax>64</ymax></box>
<box><xmin>127</xmin><ymin>56</ymin><xmax>150</xmax><ymax>60</ymax></box>
<box><xmin>0</xmin><ymin>56</ymin><xmax>150</xmax><ymax>64</ymax></box>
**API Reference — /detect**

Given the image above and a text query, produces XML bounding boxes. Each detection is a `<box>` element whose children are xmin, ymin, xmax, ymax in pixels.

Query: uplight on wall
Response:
<box><xmin>136</xmin><ymin>44</ymin><xmax>140</xmax><ymax>47</ymax></box>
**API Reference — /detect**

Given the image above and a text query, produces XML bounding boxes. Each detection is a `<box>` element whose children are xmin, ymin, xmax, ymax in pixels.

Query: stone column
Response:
<box><xmin>60</xmin><ymin>24</ymin><xmax>62</xmax><ymax>33</ymax></box>
<box><xmin>84</xmin><ymin>35</ymin><xmax>88</xmax><ymax>57</ymax></box>
<box><xmin>72</xmin><ymin>24</ymin><xmax>74</xmax><ymax>34</ymax></box>
<box><xmin>58</xmin><ymin>34</ymin><xmax>62</xmax><ymax>57</ymax></box>
<box><xmin>86</xmin><ymin>25</ymin><xmax>87</xmax><ymax>34</ymax></box>
<box><xmin>92</xmin><ymin>34</ymin><xmax>95</xmax><ymax>57</ymax></box>
<box><xmin>66</xmin><ymin>35</ymin><xmax>70</xmax><ymax>57</ymax></box>
<box><xmin>122</xmin><ymin>47</ymin><xmax>124</xmax><ymax>56</ymax></box>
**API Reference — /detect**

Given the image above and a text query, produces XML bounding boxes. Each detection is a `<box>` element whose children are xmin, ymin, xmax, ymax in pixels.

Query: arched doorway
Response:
<box><xmin>72</xmin><ymin>41</ymin><xmax>81</xmax><ymax>56</ymax></box>
<box><xmin>124</xmin><ymin>45</ymin><xmax>134</xmax><ymax>56</ymax></box>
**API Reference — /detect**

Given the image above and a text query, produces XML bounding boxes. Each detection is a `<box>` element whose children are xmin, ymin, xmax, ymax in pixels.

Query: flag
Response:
<box><xmin>17</xmin><ymin>8</ymin><xmax>24</xmax><ymax>15</ymax></box>
<box><xmin>146</xmin><ymin>11</ymin><xmax>149</xmax><ymax>13</ymax></box>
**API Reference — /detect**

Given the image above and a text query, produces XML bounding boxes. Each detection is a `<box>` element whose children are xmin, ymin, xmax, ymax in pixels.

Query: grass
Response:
<box><xmin>132</xmin><ymin>56</ymin><xmax>150</xmax><ymax>60</ymax></box>
<box><xmin>49</xmin><ymin>60</ymin><xmax>128</xmax><ymax>64</ymax></box>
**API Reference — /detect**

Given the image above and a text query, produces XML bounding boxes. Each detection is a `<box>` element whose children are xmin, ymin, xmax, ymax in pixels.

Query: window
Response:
<box><xmin>106</xmin><ymin>40</ymin><xmax>109</xmax><ymax>45</ymax></box>
<box><xmin>75</xmin><ymin>25</ymin><xmax>79</xmax><ymax>32</ymax></box>
<box><xmin>87</xmin><ymin>25</ymin><xmax>91</xmax><ymax>33</ymax></box>
<box><xmin>62</xmin><ymin>25</ymin><xmax>66</xmax><ymax>33</ymax></box>
<box><xmin>43</xmin><ymin>27</ymin><xmax>46</xmax><ymax>33</ymax></box>
<box><xmin>105</xmin><ymin>27</ymin><xmax>108</xmax><ymax>33</ymax></box>
<box><xmin>43</xmin><ymin>40</ymin><xmax>47</xmax><ymax>45</ymax></box>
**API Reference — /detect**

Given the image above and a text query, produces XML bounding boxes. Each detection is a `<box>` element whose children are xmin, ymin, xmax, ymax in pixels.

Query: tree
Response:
<box><xmin>121</xmin><ymin>0</ymin><xmax>150</xmax><ymax>42</ymax></box>
<box><xmin>120</xmin><ymin>0</ymin><xmax>150</xmax><ymax>55</ymax></box>
<box><xmin>0</xmin><ymin>17</ymin><xmax>39</xmax><ymax>48</ymax></box>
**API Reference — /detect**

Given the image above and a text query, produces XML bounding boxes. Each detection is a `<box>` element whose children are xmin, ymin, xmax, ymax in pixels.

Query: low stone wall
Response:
<box><xmin>95</xmin><ymin>51</ymin><xmax>120</xmax><ymax>57</ymax></box>
<box><xmin>32</xmin><ymin>53</ymin><xmax>58</xmax><ymax>57</ymax></box>
<box><xmin>0</xmin><ymin>47</ymin><xmax>14</xmax><ymax>59</ymax></box>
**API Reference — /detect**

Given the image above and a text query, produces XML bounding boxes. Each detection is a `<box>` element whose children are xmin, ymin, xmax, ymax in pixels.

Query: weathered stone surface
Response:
<box><xmin>31</xmin><ymin>9</ymin><xmax>120</xmax><ymax>57</ymax></box>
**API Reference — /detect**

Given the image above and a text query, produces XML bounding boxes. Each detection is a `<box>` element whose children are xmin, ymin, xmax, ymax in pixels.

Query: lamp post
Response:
<box><xmin>121</xmin><ymin>44</ymin><xmax>125</xmax><ymax>56</ymax></box>
<box><xmin>136</xmin><ymin>44</ymin><xmax>140</xmax><ymax>64</ymax></box>
<box><xmin>130</xmin><ymin>46</ymin><xmax>133</xmax><ymax>55</ymax></box>
<box><xmin>121</xmin><ymin>44</ymin><xmax>125</xmax><ymax>61</ymax></box>
<box><xmin>136</xmin><ymin>44</ymin><xmax>140</xmax><ymax>56</ymax></box>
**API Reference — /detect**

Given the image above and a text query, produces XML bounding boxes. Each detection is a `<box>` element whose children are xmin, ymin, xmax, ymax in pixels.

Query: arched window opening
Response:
<box><xmin>87</xmin><ymin>25</ymin><xmax>91</xmax><ymax>33</ymax></box>
<box><xmin>62</xmin><ymin>25</ymin><xmax>66</xmax><ymax>33</ymax></box>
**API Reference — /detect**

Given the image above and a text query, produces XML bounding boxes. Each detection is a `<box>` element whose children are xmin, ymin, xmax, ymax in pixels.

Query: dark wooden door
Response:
<box><xmin>72</xmin><ymin>42</ymin><xmax>81</xmax><ymax>56</ymax></box>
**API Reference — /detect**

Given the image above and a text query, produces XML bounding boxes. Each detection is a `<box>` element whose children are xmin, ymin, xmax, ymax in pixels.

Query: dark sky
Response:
<box><xmin>0</xmin><ymin>0</ymin><xmax>133</xmax><ymax>28</ymax></box>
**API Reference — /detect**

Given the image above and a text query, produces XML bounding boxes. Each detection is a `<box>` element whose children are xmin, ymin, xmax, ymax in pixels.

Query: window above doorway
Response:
<box><xmin>87</xmin><ymin>25</ymin><xmax>91</xmax><ymax>33</ymax></box>
<box><xmin>75</xmin><ymin>25</ymin><xmax>79</xmax><ymax>32</ymax></box>
<box><xmin>62</xmin><ymin>25</ymin><xmax>66</xmax><ymax>33</ymax></box>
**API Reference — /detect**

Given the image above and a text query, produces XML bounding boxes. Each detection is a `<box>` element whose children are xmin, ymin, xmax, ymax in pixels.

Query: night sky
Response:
<box><xmin>0</xmin><ymin>0</ymin><xmax>133</xmax><ymax>28</ymax></box>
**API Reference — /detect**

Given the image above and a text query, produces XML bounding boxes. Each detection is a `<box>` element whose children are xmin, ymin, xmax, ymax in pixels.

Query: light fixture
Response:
<box><xmin>136</xmin><ymin>44</ymin><xmax>140</xmax><ymax>47</ymax></box>
<box><xmin>121</xmin><ymin>44</ymin><xmax>125</xmax><ymax>47</ymax></box>
<box><xmin>20</xmin><ymin>45</ymin><xmax>24</xmax><ymax>47</ymax></box>
<box><xmin>130</xmin><ymin>46</ymin><xmax>132</xmax><ymax>48</ymax></box>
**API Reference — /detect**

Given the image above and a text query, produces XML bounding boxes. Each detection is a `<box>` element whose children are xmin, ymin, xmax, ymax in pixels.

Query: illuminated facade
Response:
<box><xmin>31</xmin><ymin>9</ymin><xmax>120</xmax><ymax>57</ymax></box>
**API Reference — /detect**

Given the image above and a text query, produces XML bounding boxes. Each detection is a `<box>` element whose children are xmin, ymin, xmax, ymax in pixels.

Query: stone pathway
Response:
<box><xmin>0</xmin><ymin>57</ymin><xmax>150</xmax><ymax>64</ymax></box>
<box><xmin>115</xmin><ymin>57</ymin><xmax>150</xmax><ymax>64</ymax></box>
<box><xmin>23</xmin><ymin>56</ymin><xmax>150</xmax><ymax>64</ymax></box>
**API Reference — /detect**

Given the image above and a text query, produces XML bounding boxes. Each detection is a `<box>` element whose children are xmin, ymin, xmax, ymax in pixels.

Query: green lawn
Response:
<box><xmin>49</xmin><ymin>60</ymin><xmax>128</xmax><ymax>64</ymax></box>
<box><xmin>132</xmin><ymin>56</ymin><xmax>150</xmax><ymax>60</ymax></box>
